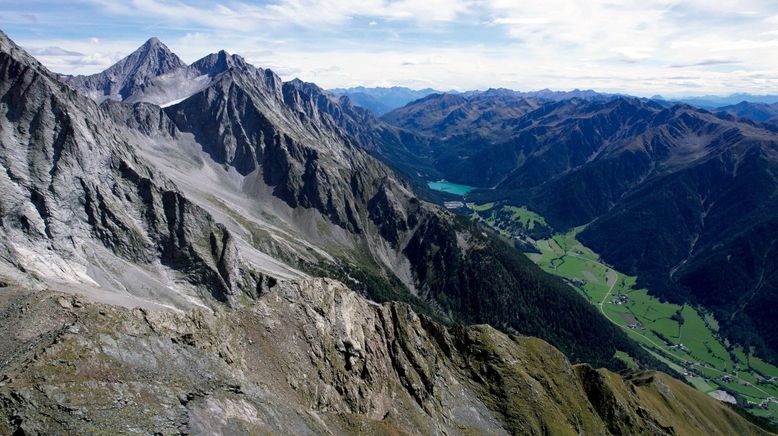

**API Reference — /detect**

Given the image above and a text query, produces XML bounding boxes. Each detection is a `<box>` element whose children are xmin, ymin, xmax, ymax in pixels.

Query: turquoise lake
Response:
<box><xmin>427</xmin><ymin>180</ymin><xmax>477</xmax><ymax>196</ymax></box>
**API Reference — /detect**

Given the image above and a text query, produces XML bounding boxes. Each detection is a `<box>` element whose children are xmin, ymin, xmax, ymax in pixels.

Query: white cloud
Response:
<box><xmin>12</xmin><ymin>0</ymin><xmax>778</xmax><ymax>95</ymax></box>
<box><xmin>84</xmin><ymin>0</ymin><xmax>474</xmax><ymax>29</ymax></box>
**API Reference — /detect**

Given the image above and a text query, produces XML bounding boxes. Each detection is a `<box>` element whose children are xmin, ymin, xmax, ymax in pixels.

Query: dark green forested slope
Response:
<box><xmin>403</xmin><ymin>214</ymin><xmax>661</xmax><ymax>370</ymax></box>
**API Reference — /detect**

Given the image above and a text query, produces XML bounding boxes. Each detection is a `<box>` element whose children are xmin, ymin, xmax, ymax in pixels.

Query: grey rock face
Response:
<box><xmin>190</xmin><ymin>50</ymin><xmax>253</xmax><ymax>77</ymax></box>
<box><xmin>62</xmin><ymin>37</ymin><xmax>185</xmax><ymax>103</ymax></box>
<box><xmin>0</xmin><ymin>31</ymin><xmax>272</xmax><ymax>309</ymax></box>
<box><xmin>164</xmin><ymin>66</ymin><xmax>413</xmax><ymax>236</ymax></box>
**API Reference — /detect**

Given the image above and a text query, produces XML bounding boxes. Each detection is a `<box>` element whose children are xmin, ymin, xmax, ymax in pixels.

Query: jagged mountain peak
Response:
<box><xmin>283</xmin><ymin>77</ymin><xmax>334</xmax><ymax>99</ymax></box>
<box><xmin>0</xmin><ymin>30</ymin><xmax>280</xmax><ymax>309</ymax></box>
<box><xmin>62</xmin><ymin>36</ymin><xmax>185</xmax><ymax>102</ymax></box>
<box><xmin>110</xmin><ymin>36</ymin><xmax>183</xmax><ymax>75</ymax></box>
<box><xmin>190</xmin><ymin>49</ymin><xmax>253</xmax><ymax>77</ymax></box>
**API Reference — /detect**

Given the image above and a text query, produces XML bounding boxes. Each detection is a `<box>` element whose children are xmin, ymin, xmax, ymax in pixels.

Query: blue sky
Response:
<box><xmin>4</xmin><ymin>0</ymin><xmax>778</xmax><ymax>96</ymax></box>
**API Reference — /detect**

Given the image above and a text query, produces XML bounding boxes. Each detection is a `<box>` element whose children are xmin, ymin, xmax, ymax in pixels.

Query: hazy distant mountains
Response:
<box><xmin>330</xmin><ymin>86</ymin><xmax>616</xmax><ymax>116</ymax></box>
<box><xmin>331</xmin><ymin>84</ymin><xmax>778</xmax><ymax>126</ymax></box>
<box><xmin>653</xmin><ymin>93</ymin><xmax>778</xmax><ymax>109</ymax></box>
<box><xmin>329</xmin><ymin>86</ymin><xmax>441</xmax><ymax>115</ymax></box>
<box><xmin>653</xmin><ymin>95</ymin><xmax>778</xmax><ymax>124</ymax></box>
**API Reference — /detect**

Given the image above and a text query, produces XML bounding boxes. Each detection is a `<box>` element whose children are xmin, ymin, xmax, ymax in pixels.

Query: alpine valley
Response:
<box><xmin>0</xmin><ymin>30</ymin><xmax>775</xmax><ymax>435</ymax></box>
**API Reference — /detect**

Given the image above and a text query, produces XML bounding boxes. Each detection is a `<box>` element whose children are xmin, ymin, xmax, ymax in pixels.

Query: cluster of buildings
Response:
<box><xmin>611</xmin><ymin>294</ymin><xmax>629</xmax><ymax>305</ymax></box>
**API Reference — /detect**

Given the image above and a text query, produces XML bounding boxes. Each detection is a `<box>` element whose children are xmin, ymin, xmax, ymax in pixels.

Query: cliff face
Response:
<box><xmin>0</xmin><ymin>32</ymin><xmax>278</xmax><ymax>310</ymax></box>
<box><xmin>0</xmin><ymin>281</ymin><xmax>769</xmax><ymax>435</ymax></box>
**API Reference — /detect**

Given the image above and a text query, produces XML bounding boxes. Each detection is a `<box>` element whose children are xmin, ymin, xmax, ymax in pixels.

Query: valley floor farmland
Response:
<box><xmin>469</xmin><ymin>202</ymin><xmax>778</xmax><ymax>425</ymax></box>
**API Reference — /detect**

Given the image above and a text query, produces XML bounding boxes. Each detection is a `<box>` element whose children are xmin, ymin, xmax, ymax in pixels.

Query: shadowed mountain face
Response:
<box><xmin>715</xmin><ymin>101</ymin><xmax>778</xmax><ymax>123</ymax></box>
<box><xmin>383</xmin><ymin>91</ymin><xmax>778</xmax><ymax>361</ymax></box>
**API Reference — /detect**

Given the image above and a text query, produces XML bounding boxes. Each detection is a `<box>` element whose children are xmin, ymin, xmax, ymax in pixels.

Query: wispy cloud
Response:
<box><xmin>6</xmin><ymin>0</ymin><xmax>778</xmax><ymax>96</ymax></box>
<box><xmin>84</xmin><ymin>0</ymin><xmax>473</xmax><ymax>29</ymax></box>
<box><xmin>671</xmin><ymin>59</ymin><xmax>741</xmax><ymax>68</ymax></box>
<box><xmin>28</xmin><ymin>47</ymin><xmax>84</xmax><ymax>57</ymax></box>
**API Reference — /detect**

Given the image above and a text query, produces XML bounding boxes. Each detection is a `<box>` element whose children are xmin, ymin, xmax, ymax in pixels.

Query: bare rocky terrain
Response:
<box><xmin>0</xmin><ymin>281</ymin><xmax>770</xmax><ymax>435</ymax></box>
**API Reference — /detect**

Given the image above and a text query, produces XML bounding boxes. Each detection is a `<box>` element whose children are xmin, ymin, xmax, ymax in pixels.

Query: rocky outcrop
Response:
<box><xmin>0</xmin><ymin>281</ymin><xmax>769</xmax><ymax>435</ymax></box>
<box><xmin>163</xmin><ymin>65</ymin><xmax>411</xmax><ymax>236</ymax></box>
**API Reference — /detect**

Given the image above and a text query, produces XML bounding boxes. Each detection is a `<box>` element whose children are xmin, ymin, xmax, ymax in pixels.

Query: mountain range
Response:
<box><xmin>0</xmin><ymin>31</ymin><xmax>775</xmax><ymax>433</ymax></box>
<box><xmin>379</xmin><ymin>89</ymin><xmax>778</xmax><ymax>366</ymax></box>
<box><xmin>332</xmin><ymin>86</ymin><xmax>619</xmax><ymax>117</ymax></box>
<box><xmin>13</xmin><ymin>36</ymin><xmax>657</xmax><ymax>369</ymax></box>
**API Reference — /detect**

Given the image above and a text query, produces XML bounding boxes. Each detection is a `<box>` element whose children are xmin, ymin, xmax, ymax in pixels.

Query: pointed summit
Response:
<box><xmin>63</xmin><ymin>37</ymin><xmax>186</xmax><ymax>102</ymax></box>
<box><xmin>104</xmin><ymin>36</ymin><xmax>185</xmax><ymax>85</ymax></box>
<box><xmin>64</xmin><ymin>41</ymin><xmax>263</xmax><ymax>105</ymax></box>
<box><xmin>190</xmin><ymin>49</ymin><xmax>251</xmax><ymax>77</ymax></box>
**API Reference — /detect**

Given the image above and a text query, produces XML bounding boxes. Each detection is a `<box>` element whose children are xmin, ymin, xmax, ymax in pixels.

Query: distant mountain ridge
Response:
<box><xmin>329</xmin><ymin>86</ymin><xmax>778</xmax><ymax>117</ymax></box>
<box><xmin>715</xmin><ymin>101</ymin><xmax>778</xmax><ymax>123</ymax></box>
<box><xmin>330</xmin><ymin>86</ymin><xmax>616</xmax><ymax>116</ymax></box>
<box><xmin>329</xmin><ymin>86</ymin><xmax>441</xmax><ymax>115</ymax></box>
<box><xmin>460</xmin><ymin>87</ymin><xmax>617</xmax><ymax>101</ymax></box>
<box><xmin>654</xmin><ymin>93</ymin><xmax>778</xmax><ymax>109</ymax></box>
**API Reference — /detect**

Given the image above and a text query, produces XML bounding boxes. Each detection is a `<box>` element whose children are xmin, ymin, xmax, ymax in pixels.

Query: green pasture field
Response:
<box><xmin>465</xmin><ymin>202</ymin><xmax>778</xmax><ymax>424</ymax></box>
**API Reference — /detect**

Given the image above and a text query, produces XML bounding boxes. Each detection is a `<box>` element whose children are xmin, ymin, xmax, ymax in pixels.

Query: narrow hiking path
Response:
<box><xmin>599</xmin><ymin>268</ymin><xmax>618</xmax><ymax>310</ymax></box>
